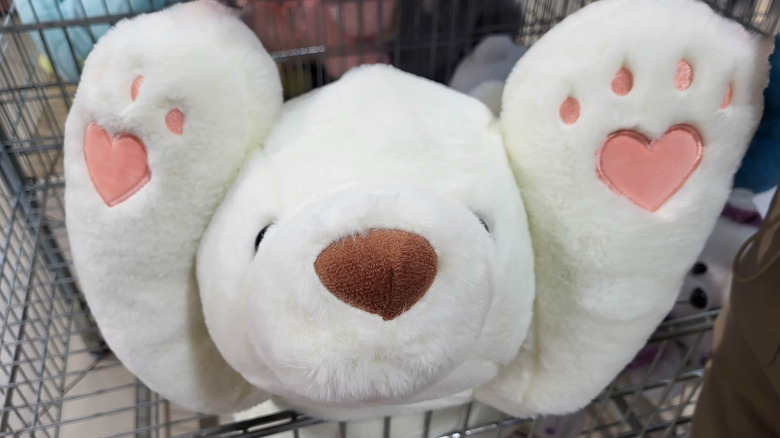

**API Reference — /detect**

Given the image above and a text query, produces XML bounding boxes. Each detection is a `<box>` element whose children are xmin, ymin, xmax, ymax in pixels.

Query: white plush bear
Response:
<box><xmin>63</xmin><ymin>0</ymin><xmax>771</xmax><ymax>423</ymax></box>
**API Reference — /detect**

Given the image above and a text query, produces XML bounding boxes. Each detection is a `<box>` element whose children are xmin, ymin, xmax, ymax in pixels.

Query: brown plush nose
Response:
<box><xmin>314</xmin><ymin>229</ymin><xmax>438</xmax><ymax>321</ymax></box>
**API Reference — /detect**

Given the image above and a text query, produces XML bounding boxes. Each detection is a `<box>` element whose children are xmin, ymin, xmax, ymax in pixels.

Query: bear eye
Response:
<box><xmin>254</xmin><ymin>224</ymin><xmax>272</xmax><ymax>252</ymax></box>
<box><xmin>689</xmin><ymin>287</ymin><xmax>708</xmax><ymax>309</ymax></box>
<box><xmin>478</xmin><ymin>218</ymin><xmax>490</xmax><ymax>233</ymax></box>
<box><xmin>472</xmin><ymin>213</ymin><xmax>490</xmax><ymax>233</ymax></box>
<box><xmin>691</xmin><ymin>262</ymin><xmax>707</xmax><ymax>275</ymax></box>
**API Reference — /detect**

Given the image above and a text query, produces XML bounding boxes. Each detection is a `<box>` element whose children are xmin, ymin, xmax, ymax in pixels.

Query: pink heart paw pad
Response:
<box><xmin>597</xmin><ymin>126</ymin><xmax>702</xmax><ymax>212</ymax></box>
<box><xmin>84</xmin><ymin>123</ymin><xmax>151</xmax><ymax>207</ymax></box>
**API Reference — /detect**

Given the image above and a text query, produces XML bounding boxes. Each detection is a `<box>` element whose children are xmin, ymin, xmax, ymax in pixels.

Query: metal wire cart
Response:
<box><xmin>0</xmin><ymin>0</ymin><xmax>777</xmax><ymax>436</ymax></box>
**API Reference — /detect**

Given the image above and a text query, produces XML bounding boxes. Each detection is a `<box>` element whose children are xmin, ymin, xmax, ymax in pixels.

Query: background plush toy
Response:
<box><xmin>64</xmin><ymin>0</ymin><xmax>771</xmax><ymax>423</ymax></box>
<box><xmin>239</xmin><ymin>0</ymin><xmax>397</xmax><ymax>80</ymax></box>
<box><xmin>15</xmin><ymin>0</ymin><xmax>181</xmax><ymax>81</ymax></box>
<box><xmin>734</xmin><ymin>35</ymin><xmax>780</xmax><ymax>196</ymax></box>
<box><xmin>449</xmin><ymin>35</ymin><xmax>528</xmax><ymax>114</ymax></box>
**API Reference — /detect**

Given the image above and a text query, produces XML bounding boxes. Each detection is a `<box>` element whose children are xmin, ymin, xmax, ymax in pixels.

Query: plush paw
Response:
<box><xmin>557</xmin><ymin>59</ymin><xmax>739</xmax><ymax>212</ymax></box>
<box><xmin>64</xmin><ymin>0</ymin><xmax>282</xmax><ymax>413</ymax></box>
<box><xmin>478</xmin><ymin>0</ymin><xmax>771</xmax><ymax>417</ymax></box>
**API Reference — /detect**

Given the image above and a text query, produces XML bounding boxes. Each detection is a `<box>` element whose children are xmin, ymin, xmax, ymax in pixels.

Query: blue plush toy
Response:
<box><xmin>734</xmin><ymin>35</ymin><xmax>780</xmax><ymax>194</ymax></box>
<box><xmin>15</xmin><ymin>0</ymin><xmax>180</xmax><ymax>82</ymax></box>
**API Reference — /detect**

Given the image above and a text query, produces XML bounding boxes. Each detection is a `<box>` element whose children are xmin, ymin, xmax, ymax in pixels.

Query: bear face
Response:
<box><xmin>197</xmin><ymin>66</ymin><xmax>535</xmax><ymax>410</ymax></box>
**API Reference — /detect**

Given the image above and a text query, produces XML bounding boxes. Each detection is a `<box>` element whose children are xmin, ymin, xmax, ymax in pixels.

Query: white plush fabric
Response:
<box><xmin>197</xmin><ymin>65</ymin><xmax>535</xmax><ymax>419</ymax></box>
<box><xmin>63</xmin><ymin>0</ymin><xmax>282</xmax><ymax>413</ymax></box>
<box><xmin>477</xmin><ymin>0</ymin><xmax>772</xmax><ymax>417</ymax></box>
<box><xmin>64</xmin><ymin>0</ymin><xmax>771</xmax><ymax>422</ymax></box>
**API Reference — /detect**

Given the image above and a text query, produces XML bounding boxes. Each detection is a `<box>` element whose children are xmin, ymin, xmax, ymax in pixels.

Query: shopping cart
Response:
<box><xmin>0</xmin><ymin>0</ymin><xmax>776</xmax><ymax>437</ymax></box>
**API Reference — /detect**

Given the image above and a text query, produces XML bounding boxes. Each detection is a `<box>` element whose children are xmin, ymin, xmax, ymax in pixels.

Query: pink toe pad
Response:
<box><xmin>559</xmin><ymin>97</ymin><xmax>580</xmax><ymax>125</ymax></box>
<box><xmin>165</xmin><ymin>110</ymin><xmax>185</xmax><ymax>135</ymax></box>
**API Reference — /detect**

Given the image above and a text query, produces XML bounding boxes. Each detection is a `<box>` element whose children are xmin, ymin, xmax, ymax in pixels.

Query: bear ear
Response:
<box><xmin>64</xmin><ymin>0</ymin><xmax>281</xmax><ymax>413</ymax></box>
<box><xmin>481</xmin><ymin>0</ymin><xmax>771</xmax><ymax>417</ymax></box>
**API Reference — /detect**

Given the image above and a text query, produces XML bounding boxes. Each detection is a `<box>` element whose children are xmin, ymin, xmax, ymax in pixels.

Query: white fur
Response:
<box><xmin>64</xmin><ymin>0</ymin><xmax>771</xmax><ymax>423</ymax></box>
<box><xmin>477</xmin><ymin>0</ymin><xmax>772</xmax><ymax>417</ymax></box>
<box><xmin>63</xmin><ymin>0</ymin><xmax>282</xmax><ymax>413</ymax></box>
<box><xmin>197</xmin><ymin>66</ymin><xmax>534</xmax><ymax>418</ymax></box>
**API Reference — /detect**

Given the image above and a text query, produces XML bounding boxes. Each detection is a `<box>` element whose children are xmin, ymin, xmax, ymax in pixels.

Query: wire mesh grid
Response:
<box><xmin>0</xmin><ymin>0</ymin><xmax>775</xmax><ymax>436</ymax></box>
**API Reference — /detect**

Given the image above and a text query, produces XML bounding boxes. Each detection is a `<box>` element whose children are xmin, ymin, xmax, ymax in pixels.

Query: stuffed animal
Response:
<box><xmin>63</xmin><ymin>0</ymin><xmax>771</xmax><ymax>422</ymax></box>
<box><xmin>240</xmin><ymin>0</ymin><xmax>397</xmax><ymax>80</ymax></box>
<box><xmin>449</xmin><ymin>35</ymin><xmax>528</xmax><ymax>114</ymax></box>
